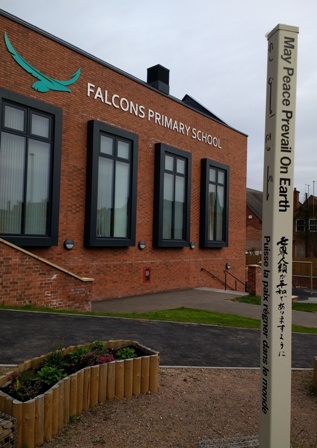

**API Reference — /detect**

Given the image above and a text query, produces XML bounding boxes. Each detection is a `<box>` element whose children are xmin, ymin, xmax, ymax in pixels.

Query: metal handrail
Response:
<box><xmin>224</xmin><ymin>269</ymin><xmax>248</xmax><ymax>292</ymax></box>
<box><xmin>200</xmin><ymin>267</ymin><xmax>234</xmax><ymax>290</ymax></box>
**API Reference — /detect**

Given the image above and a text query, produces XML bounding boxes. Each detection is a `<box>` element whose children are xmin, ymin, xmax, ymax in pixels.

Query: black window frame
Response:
<box><xmin>0</xmin><ymin>89</ymin><xmax>62</xmax><ymax>247</ymax></box>
<box><xmin>85</xmin><ymin>120</ymin><xmax>138</xmax><ymax>247</ymax></box>
<box><xmin>153</xmin><ymin>143</ymin><xmax>191</xmax><ymax>248</ymax></box>
<box><xmin>200</xmin><ymin>158</ymin><xmax>229</xmax><ymax>248</ymax></box>
<box><xmin>295</xmin><ymin>219</ymin><xmax>305</xmax><ymax>232</ymax></box>
<box><xmin>309</xmin><ymin>219</ymin><xmax>317</xmax><ymax>232</ymax></box>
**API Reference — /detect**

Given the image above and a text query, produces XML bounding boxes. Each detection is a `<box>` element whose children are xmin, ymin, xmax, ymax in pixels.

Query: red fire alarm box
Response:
<box><xmin>143</xmin><ymin>267</ymin><xmax>151</xmax><ymax>283</ymax></box>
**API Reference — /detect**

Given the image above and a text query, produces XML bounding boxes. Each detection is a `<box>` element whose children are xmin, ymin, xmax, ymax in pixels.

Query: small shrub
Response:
<box><xmin>43</xmin><ymin>350</ymin><xmax>66</xmax><ymax>370</ymax></box>
<box><xmin>7</xmin><ymin>369</ymin><xmax>45</xmax><ymax>402</ymax></box>
<box><xmin>38</xmin><ymin>366</ymin><xmax>67</xmax><ymax>386</ymax></box>
<box><xmin>79</xmin><ymin>350</ymin><xmax>115</xmax><ymax>367</ymax></box>
<box><xmin>69</xmin><ymin>415</ymin><xmax>77</xmax><ymax>424</ymax></box>
<box><xmin>90</xmin><ymin>341</ymin><xmax>105</xmax><ymax>352</ymax></box>
<box><xmin>68</xmin><ymin>346</ymin><xmax>90</xmax><ymax>363</ymax></box>
<box><xmin>115</xmin><ymin>347</ymin><xmax>137</xmax><ymax>360</ymax></box>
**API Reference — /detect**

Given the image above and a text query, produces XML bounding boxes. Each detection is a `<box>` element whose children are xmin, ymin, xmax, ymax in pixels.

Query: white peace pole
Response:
<box><xmin>260</xmin><ymin>24</ymin><xmax>299</xmax><ymax>447</ymax></box>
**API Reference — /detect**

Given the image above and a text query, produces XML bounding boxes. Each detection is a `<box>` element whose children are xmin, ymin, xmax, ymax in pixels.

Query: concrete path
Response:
<box><xmin>92</xmin><ymin>287</ymin><xmax>317</xmax><ymax>328</ymax></box>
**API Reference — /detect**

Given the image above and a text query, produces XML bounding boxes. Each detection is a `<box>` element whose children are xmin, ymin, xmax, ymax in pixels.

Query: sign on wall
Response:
<box><xmin>4</xmin><ymin>33</ymin><xmax>80</xmax><ymax>93</ymax></box>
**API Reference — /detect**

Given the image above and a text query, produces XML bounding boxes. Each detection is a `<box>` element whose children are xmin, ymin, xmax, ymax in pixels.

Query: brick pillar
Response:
<box><xmin>247</xmin><ymin>264</ymin><xmax>262</xmax><ymax>296</ymax></box>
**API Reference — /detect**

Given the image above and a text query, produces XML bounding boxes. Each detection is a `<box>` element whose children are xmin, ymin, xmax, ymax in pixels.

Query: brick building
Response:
<box><xmin>246</xmin><ymin>188</ymin><xmax>262</xmax><ymax>254</ymax></box>
<box><xmin>293</xmin><ymin>190</ymin><xmax>317</xmax><ymax>257</ymax></box>
<box><xmin>0</xmin><ymin>10</ymin><xmax>247</xmax><ymax>310</ymax></box>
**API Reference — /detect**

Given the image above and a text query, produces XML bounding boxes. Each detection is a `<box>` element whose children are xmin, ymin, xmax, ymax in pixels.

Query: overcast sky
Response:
<box><xmin>1</xmin><ymin>0</ymin><xmax>317</xmax><ymax>201</ymax></box>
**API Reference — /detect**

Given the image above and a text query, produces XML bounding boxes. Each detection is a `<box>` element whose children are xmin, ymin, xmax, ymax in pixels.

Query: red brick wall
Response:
<box><xmin>0</xmin><ymin>13</ymin><xmax>247</xmax><ymax>306</ymax></box>
<box><xmin>247</xmin><ymin>265</ymin><xmax>262</xmax><ymax>296</ymax></box>
<box><xmin>0</xmin><ymin>240</ymin><xmax>92</xmax><ymax>310</ymax></box>
<box><xmin>246</xmin><ymin>206</ymin><xmax>262</xmax><ymax>252</ymax></box>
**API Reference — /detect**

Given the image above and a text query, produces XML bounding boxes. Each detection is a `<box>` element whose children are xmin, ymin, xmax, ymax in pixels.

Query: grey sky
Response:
<box><xmin>1</xmin><ymin>0</ymin><xmax>317</xmax><ymax>200</ymax></box>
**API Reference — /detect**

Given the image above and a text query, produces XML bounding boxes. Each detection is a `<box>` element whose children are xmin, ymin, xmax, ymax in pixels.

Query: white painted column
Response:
<box><xmin>260</xmin><ymin>24</ymin><xmax>299</xmax><ymax>448</ymax></box>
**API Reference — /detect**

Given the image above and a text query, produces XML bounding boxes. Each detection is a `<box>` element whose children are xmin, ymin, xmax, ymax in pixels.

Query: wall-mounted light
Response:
<box><xmin>225</xmin><ymin>262</ymin><xmax>231</xmax><ymax>270</ymax></box>
<box><xmin>248</xmin><ymin>214</ymin><xmax>253</xmax><ymax>220</ymax></box>
<box><xmin>190</xmin><ymin>242</ymin><xmax>196</xmax><ymax>250</ymax></box>
<box><xmin>64</xmin><ymin>239</ymin><xmax>74</xmax><ymax>250</ymax></box>
<box><xmin>138</xmin><ymin>240</ymin><xmax>146</xmax><ymax>250</ymax></box>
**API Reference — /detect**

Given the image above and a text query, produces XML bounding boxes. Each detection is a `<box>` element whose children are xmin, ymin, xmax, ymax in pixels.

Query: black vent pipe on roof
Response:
<box><xmin>147</xmin><ymin>64</ymin><xmax>170</xmax><ymax>95</ymax></box>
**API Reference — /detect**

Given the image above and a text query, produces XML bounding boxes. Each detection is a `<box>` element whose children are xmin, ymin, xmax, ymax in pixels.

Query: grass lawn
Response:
<box><xmin>0</xmin><ymin>300</ymin><xmax>316</xmax><ymax>334</ymax></box>
<box><xmin>235</xmin><ymin>294</ymin><xmax>317</xmax><ymax>313</ymax></box>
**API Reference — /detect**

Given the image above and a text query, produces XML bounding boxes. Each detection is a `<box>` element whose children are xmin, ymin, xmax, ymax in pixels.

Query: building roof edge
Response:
<box><xmin>0</xmin><ymin>9</ymin><xmax>248</xmax><ymax>137</ymax></box>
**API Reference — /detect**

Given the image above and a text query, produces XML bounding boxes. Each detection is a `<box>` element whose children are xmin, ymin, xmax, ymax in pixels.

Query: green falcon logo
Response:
<box><xmin>4</xmin><ymin>32</ymin><xmax>81</xmax><ymax>93</ymax></box>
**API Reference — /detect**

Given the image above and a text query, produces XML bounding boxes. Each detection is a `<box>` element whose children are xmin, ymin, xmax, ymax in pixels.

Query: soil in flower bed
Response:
<box><xmin>1</xmin><ymin>341</ymin><xmax>142</xmax><ymax>402</ymax></box>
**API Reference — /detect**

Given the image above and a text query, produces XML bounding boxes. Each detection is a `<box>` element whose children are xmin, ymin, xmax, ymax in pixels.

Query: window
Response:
<box><xmin>153</xmin><ymin>143</ymin><xmax>191</xmax><ymax>247</ymax></box>
<box><xmin>85</xmin><ymin>121</ymin><xmax>138</xmax><ymax>247</ymax></box>
<box><xmin>295</xmin><ymin>219</ymin><xmax>305</xmax><ymax>232</ymax></box>
<box><xmin>0</xmin><ymin>89</ymin><xmax>62</xmax><ymax>246</ymax></box>
<box><xmin>200</xmin><ymin>159</ymin><xmax>229</xmax><ymax>248</ymax></box>
<box><xmin>309</xmin><ymin>219</ymin><xmax>317</xmax><ymax>232</ymax></box>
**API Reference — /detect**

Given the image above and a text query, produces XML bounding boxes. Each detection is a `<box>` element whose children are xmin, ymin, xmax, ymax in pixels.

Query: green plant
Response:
<box><xmin>43</xmin><ymin>350</ymin><xmax>67</xmax><ymax>370</ymax></box>
<box><xmin>37</xmin><ymin>366</ymin><xmax>67</xmax><ymax>386</ymax></box>
<box><xmin>69</xmin><ymin>415</ymin><xmax>77</xmax><ymax>424</ymax></box>
<box><xmin>90</xmin><ymin>341</ymin><xmax>105</xmax><ymax>352</ymax></box>
<box><xmin>79</xmin><ymin>350</ymin><xmax>115</xmax><ymax>367</ymax></box>
<box><xmin>115</xmin><ymin>347</ymin><xmax>137</xmax><ymax>360</ymax></box>
<box><xmin>1</xmin><ymin>342</ymin><xmax>146</xmax><ymax>402</ymax></box>
<box><xmin>68</xmin><ymin>346</ymin><xmax>90</xmax><ymax>363</ymax></box>
<box><xmin>8</xmin><ymin>369</ymin><xmax>45</xmax><ymax>402</ymax></box>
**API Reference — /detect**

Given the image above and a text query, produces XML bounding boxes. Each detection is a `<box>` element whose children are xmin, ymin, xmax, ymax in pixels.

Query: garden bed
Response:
<box><xmin>0</xmin><ymin>340</ymin><xmax>159</xmax><ymax>448</ymax></box>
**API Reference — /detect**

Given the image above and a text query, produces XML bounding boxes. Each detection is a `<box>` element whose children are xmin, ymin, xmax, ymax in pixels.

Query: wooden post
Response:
<box><xmin>44</xmin><ymin>390</ymin><xmax>53</xmax><ymax>442</ymax></box>
<box><xmin>133</xmin><ymin>357</ymin><xmax>141</xmax><ymax>396</ymax></box>
<box><xmin>141</xmin><ymin>356</ymin><xmax>150</xmax><ymax>394</ymax></box>
<box><xmin>0</xmin><ymin>393</ymin><xmax>5</xmax><ymax>413</ymax></box>
<box><xmin>63</xmin><ymin>376</ymin><xmax>70</xmax><ymax>425</ymax></box>
<box><xmin>12</xmin><ymin>400</ymin><xmax>23</xmax><ymax>448</ymax></box>
<box><xmin>4</xmin><ymin>395</ymin><xmax>13</xmax><ymax>416</ymax></box>
<box><xmin>0</xmin><ymin>375</ymin><xmax>10</xmax><ymax>388</ymax></box>
<box><xmin>31</xmin><ymin>355</ymin><xmax>42</xmax><ymax>370</ymax></box>
<box><xmin>83</xmin><ymin>367</ymin><xmax>91</xmax><ymax>411</ymax></box>
<box><xmin>149</xmin><ymin>355</ymin><xmax>159</xmax><ymax>392</ymax></box>
<box><xmin>115</xmin><ymin>361</ymin><xmax>124</xmax><ymax>399</ymax></box>
<box><xmin>23</xmin><ymin>359</ymin><xmax>32</xmax><ymax>371</ymax></box>
<box><xmin>76</xmin><ymin>369</ymin><xmax>84</xmax><ymax>416</ymax></box>
<box><xmin>90</xmin><ymin>365</ymin><xmax>99</xmax><ymax>407</ymax></box>
<box><xmin>106</xmin><ymin>362</ymin><xmax>116</xmax><ymax>400</ymax></box>
<box><xmin>51</xmin><ymin>384</ymin><xmax>59</xmax><ymax>436</ymax></box>
<box><xmin>99</xmin><ymin>363</ymin><xmax>108</xmax><ymax>403</ymax></box>
<box><xmin>63</xmin><ymin>345</ymin><xmax>75</xmax><ymax>355</ymax></box>
<box><xmin>22</xmin><ymin>398</ymin><xmax>35</xmax><ymax>448</ymax></box>
<box><xmin>17</xmin><ymin>362</ymin><xmax>26</xmax><ymax>373</ymax></box>
<box><xmin>35</xmin><ymin>394</ymin><xmax>44</xmax><ymax>447</ymax></box>
<box><xmin>69</xmin><ymin>373</ymin><xmax>78</xmax><ymax>417</ymax></box>
<box><xmin>58</xmin><ymin>379</ymin><xmax>65</xmax><ymax>430</ymax></box>
<box><xmin>124</xmin><ymin>359</ymin><xmax>133</xmax><ymax>398</ymax></box>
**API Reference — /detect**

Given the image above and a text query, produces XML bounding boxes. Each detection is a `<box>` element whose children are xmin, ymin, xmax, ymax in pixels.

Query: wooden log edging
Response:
<box><xmin>0</xmin><ymin>340</ymin><xmax>159</xmax><ymax>448</ymax></box>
